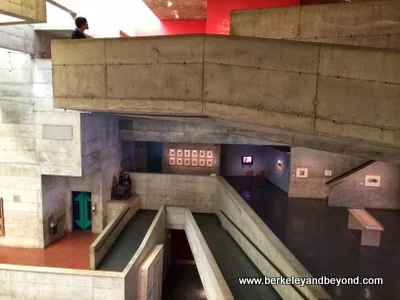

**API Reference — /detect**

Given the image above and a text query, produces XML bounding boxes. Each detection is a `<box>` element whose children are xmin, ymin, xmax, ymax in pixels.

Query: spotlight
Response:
<box><xmin>167</xmin><ymin>1</ymin><xmax>173</xmax><ymax>7</ymax></box>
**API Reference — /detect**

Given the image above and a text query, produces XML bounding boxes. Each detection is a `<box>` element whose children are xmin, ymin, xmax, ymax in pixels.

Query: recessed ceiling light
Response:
<box><xmin>167</xmin><ymin>1</ymin><xmax>173</xmax><ymax>7</ymax></box>
<box><xmin>175</xmin><ymin>12</ymin><xmax>179</xmax><ymax>19</ymax></box>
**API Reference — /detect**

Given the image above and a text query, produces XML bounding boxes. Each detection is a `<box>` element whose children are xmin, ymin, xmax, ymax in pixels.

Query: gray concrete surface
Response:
<box><xmin>230</xmin><ymin>1</ymin><xmax>400</xmax><ymax>50</ymax></box>
<box><xmin>51</xmin><ymin>36</ymin><xmax>400</xmax><ymax>164</ymax></box>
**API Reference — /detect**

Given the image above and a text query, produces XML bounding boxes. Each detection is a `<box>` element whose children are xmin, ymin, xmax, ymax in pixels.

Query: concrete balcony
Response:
<box><xmin>51</xmin><ymin>35</ymin><xmax>400</xmax><ymax>163</ymax></box>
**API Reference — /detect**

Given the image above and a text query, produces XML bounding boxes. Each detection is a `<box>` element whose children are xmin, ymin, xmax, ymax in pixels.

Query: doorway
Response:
<box><xmin>72</xmin><ymin>192</ymin><xmax>92</xmax><ymax>231</ymax></box>
<box><xmin>147</xmin><ymin>142</ymin><xmax>163</xmax><ymax>173</ymax></box>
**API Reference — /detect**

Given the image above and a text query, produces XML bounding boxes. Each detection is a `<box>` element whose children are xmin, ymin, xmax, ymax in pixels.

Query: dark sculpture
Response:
<box><xmin>112</xmin><ymin>172</ymin><xmax>132</xmax><ymax>200</ymax></box>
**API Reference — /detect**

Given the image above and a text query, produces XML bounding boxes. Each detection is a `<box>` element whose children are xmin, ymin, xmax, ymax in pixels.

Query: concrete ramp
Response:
<box><xmin>51</xmin><ymin>36</ymin><xmax>400</xmax><ymax>163</ymax></box>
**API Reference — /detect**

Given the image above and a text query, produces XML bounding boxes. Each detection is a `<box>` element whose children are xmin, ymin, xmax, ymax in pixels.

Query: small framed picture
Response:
<box><xmin>177</xmin><ymin>149</ymin><xmax>183</xmax><ymax>157</ymax></box>
<box><xmin>192</xmin><ymin>150</ymin><xmax>198</xmax><ymax>158</ymax></box>
<box><xmin>169</xmin><ymin>157</ymin><xmax>175</xmax><ymax>165</ymax></box>
<box><xmin>184</xmin><ymin>158</ymin><xmax>190</xmax><ymax>166</ymax></box>
<box><xmin>184</xmin><ymin>150</ymin><xmax>191</xmax><ymax>158</ymax></box>
<box><xmin>296</xmin><ymin>168</ymin><xmax>308</xmax><ymax>178</ymax></box>
<box><xmin>192</xmin><ymin>158</ymin><xmax>198</xmax><ymax>166</ymax></box>
<box><xmin>177</xmin><ymin>158</ymin><xmax>183</xmax><ymax>165</ymax></box>
<box><xmin>365</xmin><ymin>175</ymin><xmax>381</xmax><ymax>187</ymax></box>
<box><xmin>207</xmin><ymin>151</ymin><xmax>213</xmax><ymax>158</ymax></box>
<box><xmin>199</xmin><ymin>150</ymin><xmax>205</xmax><ymax>158</ymax></box>
<box><xmin>206</xmin><ymin>159</ymin><xmax>213</xmax><ymax>167</ymax></box>
<box><xmin>169</xmin><ymin>149</ymin><xmax>175</xmax><ymax>157</ymax></box>
<box><xmin>199</xmin><ymin>159</ymin><xmax>205</xmax><ymax>166</ymax></box>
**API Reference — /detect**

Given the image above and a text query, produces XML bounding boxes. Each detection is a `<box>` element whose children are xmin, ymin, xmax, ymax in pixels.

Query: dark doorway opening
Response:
<box><xmin>147</xmin><ymin>142</ymin><xmax>163</xmax><ymax>173</ymax></box>
<box><xmin>72</xmin><ymin>191</ymin><xmax>92</xmax><ymax>231</ymax></box>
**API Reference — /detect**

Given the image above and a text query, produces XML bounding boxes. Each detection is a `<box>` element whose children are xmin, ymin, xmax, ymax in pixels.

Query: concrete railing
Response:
<box><xmin>51</xmin><ymin>36</ymin><xmax>400</xmax><ymax>163</ymax></box>
<box><xmin>184</xmin><ymin>208</ymin><xmax>234</xmax><ymax>300</ymax></box>
<box><xmin>217</xmin><ymin>176</ymin><xmax>331</xmax><ymax>300</ymax></box>
<box><xmin>122</xmin><ymin>206</ymin><xmax>166</xmax><ymax>300</ymax></box>
<box><xmin>0</xmin><ymin>264</ymin><xmax>124</xmax><ymax>300</ymax></box>
<box><xmin>90</xmin><ymin>197</ymin><xmax>142</xmax><ymax>270</ymax></box>
<box><xmin>129</xmin><ymin>172</ymin><xmax>218</xmax><ymax>213</ymax></box>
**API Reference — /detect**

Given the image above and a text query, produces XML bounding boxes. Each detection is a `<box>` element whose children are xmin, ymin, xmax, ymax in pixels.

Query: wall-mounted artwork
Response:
<box><xmin>191</xmin><ymin>158</ymin><xmax>198</xmax><ymax>166</ymax></box>
<box><xmin>324</xmin><ymin>170</ymin><xmax>332</xmax><ymax>177</ymax></box>
<box><xmin>169</xmin><ymin>149</ymin><xmax>175</xmax><ymax>157</ymax></box>
<box><xmin>192</xmin><ymin>150</ymin><xmax>198</xmax><ymax>158</ymax></box>
<box><xmin>184</xmin><ymin>150</ymin><xmax>191</xmax><ymax>158</ymax></box>
<box><xmin>177</xmin><ymin>149</ymin><xmax>183</xmax><ymax>157</ymax></box>
<box><xmin>199</xmin><ymin>159</ymin><xmax>205</xmax><ymax>166</ymax></box>
<box><xmin>365</xmin><ymin>175</ymin><xmax>381</xmax><ymax>187</ymax></box>
<box><xmin>184</xmin><ymin>158</ymin><xmax>190</xmax><ymax>166</ymax></box>
<box><xmin>199</xmin><ymin>150</ymin><xmax>205</xmax><ymax>158</ymax></box>
<box><xmin>277</xmin><ymin>160</ymin><xmax>283</xmax><ymax>171</ymax></box>
<box><xmin>206</xmin><ymin>159</ymin><xmax>213</xmax><ymax>167</ymax></box>
<box><xmin>169</xmin><ymin>157</ymin><xmax>175</xmax><ymax>166</ymax></box>
<box><xmin>176</xmin><ymin>158</ymin><xmax>183</xmax><ymax>165</ymax></box>
<box><xmin>296</xmin><ymin>168</ymin><xmax>308</xmax><ymax>178</ymax></box>
<box><xmin>207</xmin><ymin>151</ymin><xmax>213</xmax><ymax>158</ymax></box>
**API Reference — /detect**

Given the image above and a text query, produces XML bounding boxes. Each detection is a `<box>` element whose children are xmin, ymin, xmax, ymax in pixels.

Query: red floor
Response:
<box><xmin>0</xmin><ymin>232</ymin><xmax>98</xmax><ymax>270</ymax></box>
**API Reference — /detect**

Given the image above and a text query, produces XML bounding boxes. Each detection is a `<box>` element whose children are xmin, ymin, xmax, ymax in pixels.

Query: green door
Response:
<box><xmin>72</xmin><ymin>192</ymin><xmax>92</xmax><ymax>231</ymax></box>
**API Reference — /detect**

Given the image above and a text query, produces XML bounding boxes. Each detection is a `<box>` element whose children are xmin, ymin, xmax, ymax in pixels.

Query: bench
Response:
<box><xmin>348</xmin><ymin>208</ymin><xmax>384</xmax><ymax>246</ymax></box>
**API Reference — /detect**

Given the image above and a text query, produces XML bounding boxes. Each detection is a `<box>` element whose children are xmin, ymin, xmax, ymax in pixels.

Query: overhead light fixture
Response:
<box><xmin>174</xmin><ymin>12</ymin><xmax>179</xmax><ymax>19</ymax></box>
<box><xmin>167</xmin><ymin>1</ymin><xmax>173</xmax><ymax>7</ymax></box>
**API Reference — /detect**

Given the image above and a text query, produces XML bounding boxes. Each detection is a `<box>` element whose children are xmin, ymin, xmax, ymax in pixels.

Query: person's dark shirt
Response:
<box><xmin>71</xmin><ymin>29</ymin><xmax>86</xmax><ymax>39</ymax></box>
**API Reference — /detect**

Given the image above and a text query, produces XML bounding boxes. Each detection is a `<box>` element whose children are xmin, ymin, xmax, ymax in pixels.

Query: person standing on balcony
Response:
<box><xmin>71</xmin><ymin>17</ymin><xmax>89</xmax><ymax>39</ymax></box>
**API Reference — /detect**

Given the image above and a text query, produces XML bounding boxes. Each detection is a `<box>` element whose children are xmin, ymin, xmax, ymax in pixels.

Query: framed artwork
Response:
<box><xmin>206</xmin><ymin>159</ymin><xmax>213</xmax><ymax>167</ymax></box>
<box><xmin>184</xmin><ymin>150</ymin><xmax>191</xmax><ymax>158</ymax></box>
<box><xmin>177</xmin><ymin>149</ymin><xmax>183</xmax><ymax>157</ymax></box>
<box><xmin>184</xmin><ymin>158</ymin><xmax>190</xmax><ymax>166</ymax></box>
<box><xmin>277</xmin><ymin>160</ymin><xmax>283</xmax><ymax>171</ymax></box>
<box><xmin>296</xmin><ymin>168</ymin><xmax>308</xmax><ymax>178</ymax></box>
<box><xmin>176</xmin><ymin>158</ymin><xmax>183</xmax><ymax>166</ymax></box>
<box><xmin>324</xmin><ymin>170</ymin><xmax>332</xmax><ymax>177</ymax></box>
<box><xmin>207</xmin><ymin>151</ymin><xmax>213</xmax><ymax>158</ymax></box>
<box><xmin>199</xmin><ymin>150</ymin><xmax>205</xmax><ymax>158</ymax></box>
<box><xmin>192</xmin><ymin>150</ymin><xmax>198</xmax><ymax>158</ymax></box>
<box><xmin>191</xmin><ymin>158</ymin><xmax>198</xmax><ymax>166</ymax></box>
<box><xmin>365</xmin><ymin>175</ymin><xmax>381</xmax><ymax>187</ymax></box>
<box><xmin>169</xmin><ymin>157</ymin><xmax>175</xmax><ymax>166</ymax></box>
<box><xmin>169</xmin><ymin>149</ymin><xmax>175</xmax><ymax>157</ymax></box>
<box><xmin>199</xmin><ymin>159</ymin><xmax>205</xmax><ymax>166</ymax></box>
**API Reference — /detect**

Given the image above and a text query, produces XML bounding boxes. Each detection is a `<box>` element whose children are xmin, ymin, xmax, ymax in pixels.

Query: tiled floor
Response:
<box><xmin>0</xmin><ymin>232</ymin><xmax>97</xmax><ymax>270</ymax></box>
<box><xmin>162</xmin><ymin>263</ymin><xmax>206</xmax><ymax>300</ymax></box>
<box><xmin>226</xmin><ymin>176</ymin><xmax>400</xmax><ymax>300</ymax></box>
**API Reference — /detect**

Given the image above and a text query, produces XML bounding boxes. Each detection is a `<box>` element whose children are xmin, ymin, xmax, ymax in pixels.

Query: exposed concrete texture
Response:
<box><xmin>165</xmin><ymin>206</ymin><xmax>185</xmax><ymax>230</ymax></box>
<box><xmin>122</xmin><ymin>207</ymin><xmax>165</xmax><ymax>300</ymax></box>
<box><xmin>0</xmin><ymin>0</ymin><xmax>47</xmax><ymax>23</ymax></box>
<box><xmin>0</xmin><ymin>25</ymin><xmax>37</xmax><ymax>54</ymax></box>
<box><xmin>0</xmin><ymin>264</ymin><xmax>124</xmax><ymax>300</ymax></box>
<box><xmin>119</xmin><ymin>116</ymin><xmax>284</xmax><ymax>145</ymax></box>
<box><xmin>185</xmin><ymin>209</ymin><xmax>234</xmax><ymax>300</ymax></box>
<box><xmin>230</xmin><ymin>1</ymin><xmax>400</xmax><ymax>50</ymax></box>
<box><xmin>130</xmin><ymin>173</ymin><xmax>218</xmax><ymax>213</ymax></box>
<box><xmin>162</xmin><ymin>142</ymin><xmax>220</xmax><ymax>175</ymax></box>
<box><xmin>217</xmin><ymin>176</ymin><xmax>330</xmax><ymax>299</ymax></box>
<box><xmin>52</xmin><ymin>36</ymin><xmax>400</xmax><ymax>164</ymax></box>
<box><xmin>328</xmin><ymin>162</ymin><xmax>400</xmax><ymax>209</ymax></box>
<box><xmin>289</xmin><ymin>147</ymin><xmax>367</xmax><ymax>199</ymax></box>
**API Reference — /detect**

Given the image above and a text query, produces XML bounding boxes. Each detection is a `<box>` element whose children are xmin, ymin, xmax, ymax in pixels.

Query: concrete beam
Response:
<box><xmin>51</xmin><ymin>35</ymin><xmax>400</xmax><ymax>163</ymax></box>
<box><xmin>230</xmin><ymin>1</ymin><xmax>400</xmax><ymax>50</ymax></box>
<box><xmin>0</xmin><ymin>0</ymin><xmax>47</xmax><ymax>24</ymax></box>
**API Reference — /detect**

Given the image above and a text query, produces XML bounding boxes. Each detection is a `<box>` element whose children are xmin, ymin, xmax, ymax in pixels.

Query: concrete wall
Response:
<box><xmin>119</xmin><ymin>117</ymin><xmax>284</xmax><ymax>145</ymax></box>
<box><xmin>51</xmin><ymin>36</ymin><xmax>400</xmax><ymax>164</ymax></box>
<box><xmin>329</xmin><ymin>162</ymin><xmax>400</xmax><ymax>209</ymax></box>
<box><xmin>0</xmin><ymin>0</ymin><xmax>46</xmax><ymax>23</ymax></box>
<box><xmin>265</xmin><ymin>147</ymin><xmax>290</xmax><ymax>193</ymax></box>
<box><xmin>217</xmin><ymin>176</ymin><xmax>330</xmax><ymax>299</ymax></box>
<box><xmin>162</xmin><ymin>142</ymin><xmax>220</xmax><ymax>175</ymax></box>
<box><xmin>230</xmin><ymin>1</ymin><xmax>400</xmax><ymax>50</ymax></box>
<box><xmin>289</xmin><ymin>147</ymin><xmax>367</xmax><ymax>199</ymax></box>
<box><xmin>41</xmin><ymin>175</ymin><xmax>67</xmax><ymax>247</ymax></box>
<box><xmin>221</xmin><ymin>144</ymin><xmax>268</xmax><ymax>176</ymax></box>
<box><xmin>130</xmin><ymin>173</ymin><xmax>218</xmax><ymax>213</ymax></box>
<box><xmin>123</xmin><ymin>207</ymin><xmax>166</xmax><ymax>300</ymax></box>
<box><xmin>0</xmin><ymin>265</ymin><xmax>124</xmax><ymax>300</ymax></box>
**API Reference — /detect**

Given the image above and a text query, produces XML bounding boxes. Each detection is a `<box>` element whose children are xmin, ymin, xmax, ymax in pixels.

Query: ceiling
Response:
<box><xmin>142</xmin><ymin>0</ymin><xmax>207</xmax><ymax>20</ymax></box>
